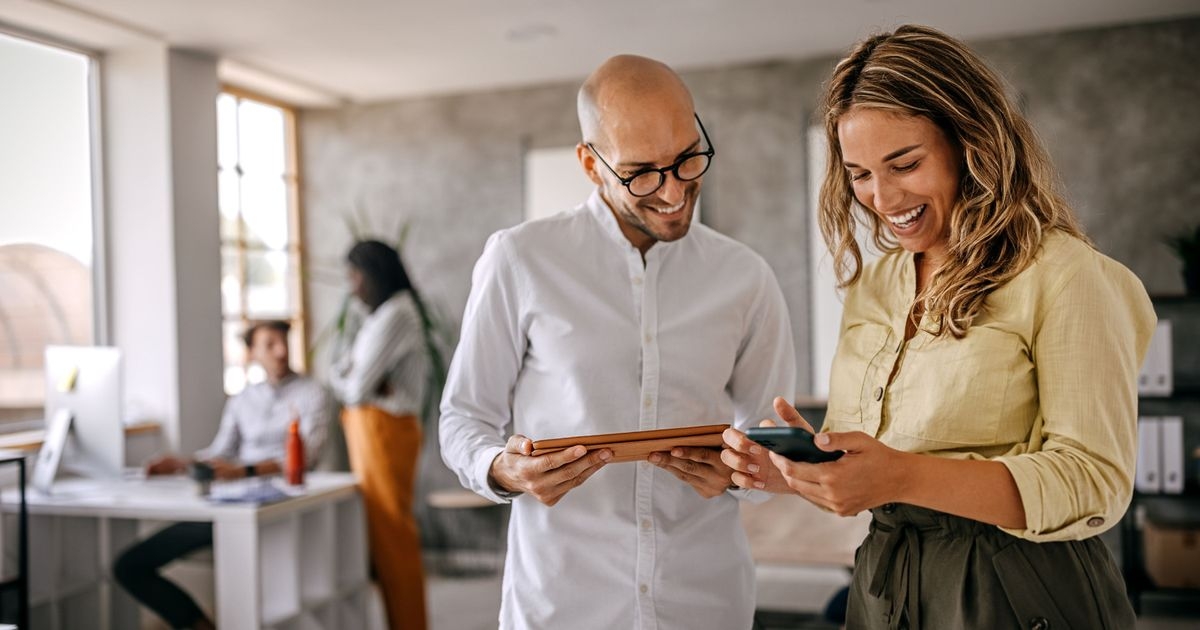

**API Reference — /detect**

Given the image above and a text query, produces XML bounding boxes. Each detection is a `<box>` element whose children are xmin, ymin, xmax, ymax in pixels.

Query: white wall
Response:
<box><xmin>523</xmin><ymin>146</ymin><xmax>593</xmax><ymax>221</ymax></box>
<box><xmin>103</xmin><ymin>43</ymin><xmax>181</xmax><ymax>439</ymax></box>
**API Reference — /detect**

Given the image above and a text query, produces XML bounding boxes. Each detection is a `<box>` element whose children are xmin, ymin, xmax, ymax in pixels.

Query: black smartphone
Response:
<box><xmin>745</xmin><ymin>427</ymin><xmax>844</xmax><ymax>463</ymax></box>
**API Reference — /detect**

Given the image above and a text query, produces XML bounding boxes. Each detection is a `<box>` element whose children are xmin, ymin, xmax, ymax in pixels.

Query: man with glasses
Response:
<box><xmin>440</xmin><ymin>54</ymin><xmax>796</xmax><ymax>629</ymax></box>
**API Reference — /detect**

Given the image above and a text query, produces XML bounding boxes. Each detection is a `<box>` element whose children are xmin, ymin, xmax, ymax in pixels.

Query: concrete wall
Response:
<box><xmin>300</xmin><ymin>17</ymin><xmax>1200</xmax><ymax>545</ymax></box>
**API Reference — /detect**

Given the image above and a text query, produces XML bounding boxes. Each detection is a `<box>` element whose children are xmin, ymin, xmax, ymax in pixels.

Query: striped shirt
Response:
<box><xmin>195</xmin><ymin>373</ymin><xmax>332</xmax><ymax>467</ymax></box>
<box><xmin>328</xmin><ymin>291</ymin><xmax>427</xmax><ymax>417</ymax></box>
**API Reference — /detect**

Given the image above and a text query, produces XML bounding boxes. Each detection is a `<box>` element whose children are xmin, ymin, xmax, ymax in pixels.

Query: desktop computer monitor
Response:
<box><xmin>41</xmin><ymin>346</ymin><xmax>124</xmax><ymax>482</ymax></box>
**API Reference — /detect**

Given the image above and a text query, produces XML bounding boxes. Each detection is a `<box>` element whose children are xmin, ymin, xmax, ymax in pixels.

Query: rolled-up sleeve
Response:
<box><xmin>439</xmin><ymin>233</ymin><xmax>527</xmax><ymax>504</ymax></box>
<box><xmin>996</xmin><ymin>258</ymin><xmax>1155</xmax><ymax>541</ymax></box>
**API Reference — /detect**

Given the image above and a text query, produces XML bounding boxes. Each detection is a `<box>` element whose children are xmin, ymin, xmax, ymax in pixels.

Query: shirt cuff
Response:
<box><xmin>996</xmin><ymin>455</ymin><xmax>1117</xmax><ymax>542</ymax></box>
<box><xmin>473</xmin><ymin>444</ymin><xmax>520</xmax><ymax>504</ymax></box>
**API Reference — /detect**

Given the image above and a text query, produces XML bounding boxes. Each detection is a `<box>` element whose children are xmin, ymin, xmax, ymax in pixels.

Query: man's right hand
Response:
<box><xmin>488</xmin><ymin>435</ymin><xmax>612</xmax><ymax>506</ymax></box>
<box><xmin>145</xmin><ymin>455</ymin><xmax>188</xmax><ymax>476</ymax></box>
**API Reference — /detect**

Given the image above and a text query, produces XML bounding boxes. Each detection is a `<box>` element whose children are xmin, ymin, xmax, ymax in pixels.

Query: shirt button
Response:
<box><xmin>1028</xmin><ymin>617</ymin><xmax>1050</xmax><ymax>630</ymax></box>
<box><xmin>882</xmin><ymin>503</ymin><xmax>897</xmax><ymax>514</ymax></box>
<box><xmin>639</xmin><ymin>584</ymin><xmax>648</xmax><ymax>594</ymax></box>
<box><xmin>644</xmin><ymin>397</ymin><xmax>652</xmax><ymax>408</ymax></box>
<box><xmin>641</xmin><ymin>519</ymin><xmax>651</xmax><ymax>530</ymax></box>
<box><xmin>1087</xmin><ymin>517</ymin><xmax>1105</xmax><ymax>528</ymax></box>
<box><xmin>632</xmin><ymin>276</ymin><xmax>643</xmax><ymax>285</ymax></box>
<box><xmin>873</xmin><ymin>387</ymin><xmax>884</xmax><ymax>401</ymax></box>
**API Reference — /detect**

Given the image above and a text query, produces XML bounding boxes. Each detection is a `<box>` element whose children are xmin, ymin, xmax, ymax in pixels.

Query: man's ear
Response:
<box><xmin>576</xmin><ymin>142</ymin><xmax>603</xmax><ymax>186</ymax></box>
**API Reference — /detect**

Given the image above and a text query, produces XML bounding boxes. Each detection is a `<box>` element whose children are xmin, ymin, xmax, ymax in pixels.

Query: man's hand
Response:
<box><xmin>721</xmin><ymin>396</ymin><xmax>816</xmax><ymax>494</ymax></box>
<box><xmin>144</xmin><ymin>455</ymin><xmax>188</xmax><ymax>477</ymax></box>
<box><xmin>207</xmin><ymin>458</ymin><xmax>245</xmax><ymax>481</ymax></box>
<box><xmin>650</xmin><ymin>446</ymin><xmax>735</xmax><ymax>499</ymax></box>
<box><xmin>489</xmin><ymin>435</ymin><xmax>612</xmax><ymax>506</ymax></box>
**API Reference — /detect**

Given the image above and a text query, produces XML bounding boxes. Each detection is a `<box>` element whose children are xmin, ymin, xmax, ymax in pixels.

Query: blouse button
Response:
<box><xmin>873</xmin><ymin>386</ymin><xmax>883</xmax><ymax>401</ymax></box>
<box><xmin>1087</xmin><ymin>517</ymin><xmax>1105</xmax><ymax>528</ymax></box>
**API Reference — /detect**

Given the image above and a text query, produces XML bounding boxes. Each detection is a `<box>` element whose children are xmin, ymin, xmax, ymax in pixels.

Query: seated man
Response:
<box><xmin>113</xmin><ymin>320</ymin><xmax>331</xmax><ymax>630</ymax></box>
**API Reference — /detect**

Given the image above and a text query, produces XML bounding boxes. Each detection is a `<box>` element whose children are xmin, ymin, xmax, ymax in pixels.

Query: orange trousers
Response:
<box><xmin>341</xmin><ymin>406</ymin><xmax>427</xmax><ymax>630</ymax></box>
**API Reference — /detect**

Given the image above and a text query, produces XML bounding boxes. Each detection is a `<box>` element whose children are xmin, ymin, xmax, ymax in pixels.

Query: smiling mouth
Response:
<box><xmin>887</xmin><ymin>205</ymin><xmax>925</xmax><ymax>230</ymax></box>
<box><xmin>649</xmin><ymin>201</ymin><xmax>686</xmax><ymax>216</ymax></box>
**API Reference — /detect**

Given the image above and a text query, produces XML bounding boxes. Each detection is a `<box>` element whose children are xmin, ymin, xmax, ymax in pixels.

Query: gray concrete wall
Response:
<box><xmin>299</xmin><ymin>17</ymin><xmax>1200</xmax><ymax>547</ymax></box>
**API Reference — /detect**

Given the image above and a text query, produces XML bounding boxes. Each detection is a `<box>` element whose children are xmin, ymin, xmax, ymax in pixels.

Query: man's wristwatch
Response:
<box><xmin>244</xmin><ymin>464</ymin><xmax>256</xmax><ymax>478</ymax></box>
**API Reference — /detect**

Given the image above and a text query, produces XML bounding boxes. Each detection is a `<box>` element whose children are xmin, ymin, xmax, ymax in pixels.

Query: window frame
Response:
<box><xmin>217</xmin><ymin>85</ymin><xmax>309</xmax><ymax>393</ymax></box>
<box><xmin>0</xmin><ymin>24</ymin><xmax>105</xmax><ymax>433</ymax></box>
<box><xmin>0</xmin><ymin>23</ymin><xmax>108</xmax><ymax>346</ymax></box>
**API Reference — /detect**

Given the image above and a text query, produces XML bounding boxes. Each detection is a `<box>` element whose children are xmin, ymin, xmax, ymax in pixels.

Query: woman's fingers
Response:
<box><xmin>773</xmin><ymin>396</ymin><xmax>815</xmax><ymax>433</ymax></box>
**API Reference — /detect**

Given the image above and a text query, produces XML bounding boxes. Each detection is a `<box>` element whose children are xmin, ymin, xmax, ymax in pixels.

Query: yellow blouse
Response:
<box><xmin>825</xmin><ymin>230</ymin><xmax>1156</xmax><ymax>542</ymax></box>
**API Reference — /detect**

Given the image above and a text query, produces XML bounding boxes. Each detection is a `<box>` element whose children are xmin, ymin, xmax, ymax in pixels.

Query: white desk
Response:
<box><xmin>1</xmin><ymin>472</ymin><xmax>383</xmax><ymax>630</ymax></box>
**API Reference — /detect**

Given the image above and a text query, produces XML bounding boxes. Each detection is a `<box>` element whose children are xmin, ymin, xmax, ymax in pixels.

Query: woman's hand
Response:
<box><xmin>769</xmin><ymin>430</ymin><xmax>910</xmax><ymax>516</ymax></box>
<box><xmin>721</xmin><ymin>396</ymin><xmax>816</xmax><ymax>494</ymax></box>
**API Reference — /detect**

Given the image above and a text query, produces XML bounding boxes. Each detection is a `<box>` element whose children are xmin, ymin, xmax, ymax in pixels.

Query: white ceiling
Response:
<box><xmin>25</xmin><ymin>0</ymin><xmax>1200</xmax><ymax>105</ymax></box>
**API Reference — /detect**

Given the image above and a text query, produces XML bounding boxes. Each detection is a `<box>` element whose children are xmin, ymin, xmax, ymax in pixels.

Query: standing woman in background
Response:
<box><xmin>330</xmin><ymin>239</ymin><xmax>429</xmax><ymax>630</ymax></box>
<box><xmin>723</xmin><ymin>25</ymin><xmax>1155</xmax><ymax>628</ymax></box>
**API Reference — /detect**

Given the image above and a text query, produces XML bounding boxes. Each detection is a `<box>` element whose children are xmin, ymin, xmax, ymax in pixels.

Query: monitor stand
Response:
<box><xmin>32</xmin><ymin>409</ymin><xmax>72</xmax><ymax>495</ymax></box>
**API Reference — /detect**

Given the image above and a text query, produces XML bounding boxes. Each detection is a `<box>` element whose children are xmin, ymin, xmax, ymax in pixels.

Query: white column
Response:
<box><xmin>103</xmin><ymin>44</ymin><xmax>223</xmax><ymax>453</ymax></box>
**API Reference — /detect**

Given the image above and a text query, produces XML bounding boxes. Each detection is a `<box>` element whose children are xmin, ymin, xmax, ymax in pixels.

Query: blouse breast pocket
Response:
<box><xmin>826</xmin><ymin>323</ymin><xmax>892</xmax><ymax>428</ymax></box>
<box><xmin>891</xmin><ymin>326</ymin><xmax>1032</xmax><ymax>446</ymax></box>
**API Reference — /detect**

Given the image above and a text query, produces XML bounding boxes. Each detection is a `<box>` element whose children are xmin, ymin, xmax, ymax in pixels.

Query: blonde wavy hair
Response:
<box><xmin>818</xmin><ymin>24</ymin><xmax>1089</xmax><ymax>337</ymax></box>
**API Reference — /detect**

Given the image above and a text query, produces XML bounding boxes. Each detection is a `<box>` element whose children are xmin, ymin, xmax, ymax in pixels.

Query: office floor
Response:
<box><xmin>425</xmin><ymin>565</ymin><xmax>1200</xmax><ymax>630</ymax></box>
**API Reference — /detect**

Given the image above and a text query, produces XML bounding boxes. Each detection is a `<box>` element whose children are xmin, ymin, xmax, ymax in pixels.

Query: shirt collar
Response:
<box><xmin>584</xmin><ymin>188</ymin><xmax>682</xmax><ymax>259</ymax></box>
<box><xmin>261</xmin><ymin>371</ymin><xmax>298</xmax><ymax>393</ymax></box>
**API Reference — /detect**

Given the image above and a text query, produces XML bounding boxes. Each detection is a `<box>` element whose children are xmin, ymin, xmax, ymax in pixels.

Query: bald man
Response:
<box><xmin>440</xmin><ymin>55</ymin><xmax>796</xmax><ymax>629</ymax></box>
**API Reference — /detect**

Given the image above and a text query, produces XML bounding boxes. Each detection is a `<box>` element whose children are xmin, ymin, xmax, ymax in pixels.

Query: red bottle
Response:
<box><xmin>285</xmin><ymin>419</ymin><xmax>305</xmax><ymax>486</ymax></box>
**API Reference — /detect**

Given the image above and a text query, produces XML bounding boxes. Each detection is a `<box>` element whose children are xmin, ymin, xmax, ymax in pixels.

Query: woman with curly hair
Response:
<box><xmin>724</xmin><ymin>25</ymin><xmax>1154</xmax><ymax>628</ymax></box>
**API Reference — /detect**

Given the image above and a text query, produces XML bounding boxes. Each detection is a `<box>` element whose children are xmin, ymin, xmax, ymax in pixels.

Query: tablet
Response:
<box><xmin>530</xmin><ymin>423</ymin><xmax>729</xmax><ymax>463</ymax></box>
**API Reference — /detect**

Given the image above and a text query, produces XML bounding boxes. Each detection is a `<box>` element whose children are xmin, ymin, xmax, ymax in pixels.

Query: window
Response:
<box><xmin>217</xmin><ymin>89</ymin><xmax>306</xmax><ymax>395</ymax></box>
<box><xmin>0</xmin><ymin>31</ymin><xmax>98</xmax><ymax>429</ymax></box>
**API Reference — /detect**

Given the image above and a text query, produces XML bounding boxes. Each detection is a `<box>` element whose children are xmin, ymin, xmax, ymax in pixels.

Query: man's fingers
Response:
<box><xmin>669</xmin><ymin>446</ymin><xmax>718</xmax><ymax>463</ymax></box>
<box><xmin>539</xmin><ymin>458</ymin><xmax>609</xmax><ymax>505</ymax></box>
<box><xmin>545</xmin><ymin>448</ymin><xmax>611</xmax><ymax>485</ymax></box>
<box><xmin>553</xmin><ymin>458</ymin><xmax>607</xmax><ymax>494</ymax></box>
<box><xmin>505</xmin><ymin>434</ymin><xmax>533</xmax><ymax>455</ymax></box>
<box><xmin>536</xmin><ymin>444</ymin><xmax>589</xmax><ymax>472</ymax></box>
<box><xmin>657</xmin><ymin>458</ymin><xmax>706</xmax><ymax>485</ymax></box>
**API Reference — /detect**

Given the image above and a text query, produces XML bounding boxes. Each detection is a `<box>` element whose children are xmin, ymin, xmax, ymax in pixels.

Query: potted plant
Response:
<box><xmin>1164</xmin><ymin>224</ymin><xmax>1200</xmax><ymax>297</ymax></box>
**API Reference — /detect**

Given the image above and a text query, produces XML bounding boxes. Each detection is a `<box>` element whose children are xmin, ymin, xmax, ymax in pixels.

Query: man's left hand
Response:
<box><xmin>650</xmin><ymin>447</ymin><xmax>735</xmax><ymax>499</ymax></box>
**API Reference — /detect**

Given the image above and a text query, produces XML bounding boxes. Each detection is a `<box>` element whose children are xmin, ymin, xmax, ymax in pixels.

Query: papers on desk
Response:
<box><xmin>207</xmin><ymin>477</ymin><xmax>303</xmax><ymax>505</ymax></box>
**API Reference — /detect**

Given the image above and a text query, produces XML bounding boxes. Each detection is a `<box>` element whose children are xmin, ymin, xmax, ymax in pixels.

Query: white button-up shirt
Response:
<box><xmin>328</xmin><ymin>292</ymin><xmax>428</xmax><ymax>417</ymax></box>
<box><xmin>440</xmin><ymin>190</ymin><xmax>796</xmax><ymax>630</ymax></box>
<box><xmin>196</xmin><ymin>373</ymin><xmax>331</xmax><ymax>467</ymax></box>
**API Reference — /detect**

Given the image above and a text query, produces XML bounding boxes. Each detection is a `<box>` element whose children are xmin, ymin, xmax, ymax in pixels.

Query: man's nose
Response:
<box><xmin>656</xmin><ymin>173</ymin><xmax>687</xmax><ymax>206</ymax></box>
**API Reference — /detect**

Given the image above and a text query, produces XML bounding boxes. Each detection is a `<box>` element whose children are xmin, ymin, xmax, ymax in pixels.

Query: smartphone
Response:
<box><xmin>745</xmin><ymin>427</ymin><xmax>844</xmax><ymax>463</ymax></box>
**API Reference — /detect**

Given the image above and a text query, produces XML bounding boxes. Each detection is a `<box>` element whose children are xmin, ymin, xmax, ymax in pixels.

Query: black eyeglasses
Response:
<box><xmin>587</xmin><ymin>114</ymin><xmax>715</xmax><ymax>197</ymax></box>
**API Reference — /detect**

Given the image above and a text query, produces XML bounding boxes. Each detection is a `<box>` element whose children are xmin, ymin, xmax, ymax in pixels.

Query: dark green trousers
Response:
<box><xmin>846</xmin><ymin>504</ymin><xmax>1136</xmax><ymax>630</ymax></box>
